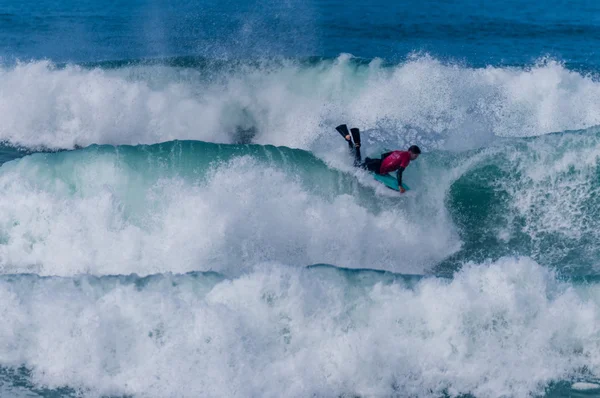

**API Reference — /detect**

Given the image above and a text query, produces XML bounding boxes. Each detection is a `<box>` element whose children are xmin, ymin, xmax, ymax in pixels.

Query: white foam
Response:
<box><xmin>0</xmin><ymin>155</ymin><xmax>458</xmax><ymax>276</ymax></box>
<box><xmin>572</xmin><ymin>382</ymin><xmax>600</xmax><ymax>390</ymax></box>
<box><xmin>2</xmin><ymin>56</ymin><xmax>600</xmax><ymax>151</ymax></box>
<box><xmin>493</xmin><ymin>133</ymin><xmax>600</xmax><ymax>266</ymax></box>
<box><xmin>1</xmin><ymin>257</ymin><xmax>599</xmax><ymax>397</ymax></box>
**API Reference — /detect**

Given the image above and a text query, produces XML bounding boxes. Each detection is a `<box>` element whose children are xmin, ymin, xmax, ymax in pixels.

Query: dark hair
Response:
<box><xmin>408</xmin><ymin>145</ymin><xmax>421</xmax><ymax>154</ymax></box>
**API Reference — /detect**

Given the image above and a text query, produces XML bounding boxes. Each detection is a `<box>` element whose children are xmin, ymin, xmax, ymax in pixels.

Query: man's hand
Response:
<box><xmin>399</xmin><ymin>187</ymin><xmax>406</xmax><ymax>194</ymax></box>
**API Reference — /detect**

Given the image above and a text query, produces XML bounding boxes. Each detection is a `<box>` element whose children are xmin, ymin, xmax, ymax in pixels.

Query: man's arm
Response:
<box><xmin>397</xmin><ymin>167</ymin><xmax>405</xmax><ymax>193</ymax></box>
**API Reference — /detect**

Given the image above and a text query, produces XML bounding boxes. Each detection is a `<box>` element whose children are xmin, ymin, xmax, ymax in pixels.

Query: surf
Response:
<box><xmin>2</xmin><ymin>55</ymin><xmax>600</xmax><ymax>152</ymax></box>
<box><xmin>0</xmin><ymin>141</ymin><xmax>458</xmax><ymax>276</ymax></box>
<box><xmin>0</xmin><ymin>258</ymin><xmax>599</xmax><ymax>397</ymax></box>
<box><xmin>0</xmin><ymin>126</ymin><xmax>598</xmax><ymax>278</ymax></box>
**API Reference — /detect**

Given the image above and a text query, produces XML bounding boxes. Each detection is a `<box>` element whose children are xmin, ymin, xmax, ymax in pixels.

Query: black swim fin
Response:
<box><xmin>336</xmin><ymin>124</ymin><xmax>353</xmax><ymax>149</ymax></box>
<box><xmin>350</xmin><ymin>128</ymin><xmax>361</xmax><ymax>147</ymax></box>
<box><xmin>350</xmin><ymin>127</ymin><xmax>361</xmax><ymax>164</ymax></box>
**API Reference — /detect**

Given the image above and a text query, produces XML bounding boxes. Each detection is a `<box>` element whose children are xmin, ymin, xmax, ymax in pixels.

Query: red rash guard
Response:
<box><xmin>379</xmin><ymin>151</ymin><xmax>411</xmax><ymax>174</ymax></box>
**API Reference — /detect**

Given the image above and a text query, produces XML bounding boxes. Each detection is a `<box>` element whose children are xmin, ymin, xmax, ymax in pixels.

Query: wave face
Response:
<box><xmin>443</xmin><ymin>129</ymin><xmax>600</xmax><ymax>275</ymax></box>
<box><xmin>0</xmin><ymin>141</ymin><xmax>459</xmax><ymax>276</ymax></box>
<box><xmin>2</xmin><ymin>57</ymin><xmax>600</xmax><ymax>152</ymax></box>
<box><xmin>1</xmin><ymin>127</ymin><xmax>599</xmax><ymax>278</ymax></box>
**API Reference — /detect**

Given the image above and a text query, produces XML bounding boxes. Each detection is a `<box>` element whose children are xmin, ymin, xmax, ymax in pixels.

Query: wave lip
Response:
<box><xmin>2</xmin><ymin>56</ymin><xmax>600</xmax><ymax>151</ymax></box>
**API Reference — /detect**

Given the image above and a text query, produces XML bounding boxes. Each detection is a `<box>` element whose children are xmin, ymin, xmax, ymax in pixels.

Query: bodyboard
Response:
<box><xmin>372</xmin><ymin>172</ymin><xmax>410</xmax><ymax>191</ymax></box>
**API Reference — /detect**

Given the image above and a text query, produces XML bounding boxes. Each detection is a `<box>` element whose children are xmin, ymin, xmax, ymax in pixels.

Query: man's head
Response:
<box><xmin>408</xmin><ymin>145</ymin><xmax>421</xmax><ymax>160</ymax></box>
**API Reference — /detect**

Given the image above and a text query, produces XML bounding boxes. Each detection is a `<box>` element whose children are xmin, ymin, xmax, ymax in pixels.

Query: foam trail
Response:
<box><xmin>572</xmin><ymin>382</ymin><xmax>600</xmax><ymax>390</ymax></box>
<box><xmin>2</xmin><ymin>56</ymin><xmax>600</xmax><ymax>151</ymax></box>
<box><xmin>0</xmin><ymin>258</ymin><xmax>599</xmax><ymax>397</ymax></box>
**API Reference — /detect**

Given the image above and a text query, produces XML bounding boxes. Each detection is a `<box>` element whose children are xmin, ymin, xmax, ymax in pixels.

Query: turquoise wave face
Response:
<box><xmin>0</xmin><ymin>140</ymin><xmax>459</xmax><ymax>276</ymax></box>
<box><xmin>0</xmin><ymin>128</ymin><xmax>598</xmax><ymax>278</ymax></box>
<box><xmin>442</xmin><ymin>130</ymin><xmax>600</xmax><ymax>275</ymax></box>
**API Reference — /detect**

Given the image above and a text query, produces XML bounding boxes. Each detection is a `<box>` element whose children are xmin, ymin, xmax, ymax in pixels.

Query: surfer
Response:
<box><xmin>336</xmin><ymin>124</ymin><xmax>421</xmax><ymax>193</ymax></box>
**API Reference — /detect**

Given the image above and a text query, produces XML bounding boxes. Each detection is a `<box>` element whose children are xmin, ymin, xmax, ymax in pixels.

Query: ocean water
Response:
<box><xmin>2</xmin><ymin>0</ymin><xmax>600</xmax><ymax>397</ymax></box>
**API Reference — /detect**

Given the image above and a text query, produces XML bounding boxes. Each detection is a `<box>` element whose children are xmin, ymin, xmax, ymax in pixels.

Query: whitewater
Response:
<box><xmin>2</xmin><ymin>0</ymin><xmax>600</xmax><ymax>396</ymax></box>
<box><xmin>2</xmin><ymin>56</ymin><xmax>600</xmax><ymax>150</ymax></box>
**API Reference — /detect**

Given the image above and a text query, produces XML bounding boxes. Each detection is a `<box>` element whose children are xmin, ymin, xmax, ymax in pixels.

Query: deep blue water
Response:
<box><xmin>3</xmin><ymin>0</ymin><xmax>600</xmax><ymax>68</ymax></box>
